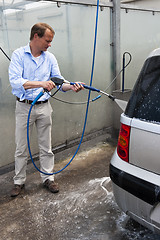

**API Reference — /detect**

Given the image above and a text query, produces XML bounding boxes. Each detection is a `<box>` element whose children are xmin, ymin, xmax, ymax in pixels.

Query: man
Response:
<box><xmin>9</xmin><ymin>23</ymin><xmax>84</xmax><ymax>197</ymax></box>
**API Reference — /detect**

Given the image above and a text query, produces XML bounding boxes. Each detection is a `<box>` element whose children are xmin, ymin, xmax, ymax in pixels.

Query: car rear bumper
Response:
<box><xmin>110</xmin><ymin>164</ymin><xmax>160</xmax><ymax>205</ymax></box>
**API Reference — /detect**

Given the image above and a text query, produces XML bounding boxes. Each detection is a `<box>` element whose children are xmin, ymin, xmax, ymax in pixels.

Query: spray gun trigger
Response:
<box><xmin>50</xmin><ymin>77</ymin><xmax>64</xmax><ymax>86</ymax></box>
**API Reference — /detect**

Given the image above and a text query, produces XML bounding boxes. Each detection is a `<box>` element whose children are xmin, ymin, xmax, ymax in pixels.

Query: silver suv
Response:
<box><xmin>110</xmin><ymin>48</ymin><xmax>160</xmax><ymax>234</ymax></box>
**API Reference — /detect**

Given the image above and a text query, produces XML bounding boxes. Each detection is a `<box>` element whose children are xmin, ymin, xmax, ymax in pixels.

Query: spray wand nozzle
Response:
<box><xmin>50</xmin><ymin>77</ymin><xmax>115</xmax><ymax>101</ymax></box>
<box><xmin>107</xmin><ymin>94</ymin><xmax>115</xmax><ymax>101</ymax></box>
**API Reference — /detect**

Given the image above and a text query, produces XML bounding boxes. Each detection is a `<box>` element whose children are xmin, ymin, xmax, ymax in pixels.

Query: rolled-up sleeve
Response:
<box><xmin>9</xmin><ymin>50</ymin><xmax>28</xmax><ymax>99</ymax></box>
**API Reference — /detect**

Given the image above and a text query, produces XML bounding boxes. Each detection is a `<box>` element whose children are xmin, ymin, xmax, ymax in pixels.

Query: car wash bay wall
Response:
<box><xmin>0</xmin><ymin>1</ymin><xmax>113</xmax><ymax>168</ymax></box>
<box><xmin>0</xmin><ymin>0</ymin><xmax>160</xmax><ymax>168</ymax></box>
<box><xmin>113</xmin><ymin>6</ymin><xmax>160</xmax><ymax>134</ymax></box>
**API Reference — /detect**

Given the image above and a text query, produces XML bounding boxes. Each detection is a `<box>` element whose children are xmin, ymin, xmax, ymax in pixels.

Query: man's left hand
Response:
<box><xmin>71</xmin><ymin>82</ymin><xmax>85</xmax><ymax>92</ymax></box>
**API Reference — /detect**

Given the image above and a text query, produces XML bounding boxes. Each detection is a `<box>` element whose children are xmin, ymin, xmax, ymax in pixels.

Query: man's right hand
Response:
<box><xmin>23</xmin><ymin>80</ymin><xmax>56</xmax><ymax>91</ymax></box>
<box><xmin>42</xmin><ymin>80</ymin><xmax>56</xmax><ymax>91</ymax></box>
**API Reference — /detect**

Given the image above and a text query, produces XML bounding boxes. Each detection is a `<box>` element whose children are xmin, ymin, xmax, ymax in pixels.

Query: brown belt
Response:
<box><xmin>16</xmin><ymin>97</ymin><xmax>48</xmax><ymax>105</ymax></box>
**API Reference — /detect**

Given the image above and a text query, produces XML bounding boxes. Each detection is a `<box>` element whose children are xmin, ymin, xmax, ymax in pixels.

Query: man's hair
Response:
<box><xmin>30</xmin><ymin>23</ymin><xmax>55</xmax><ymax>40</ymax></box>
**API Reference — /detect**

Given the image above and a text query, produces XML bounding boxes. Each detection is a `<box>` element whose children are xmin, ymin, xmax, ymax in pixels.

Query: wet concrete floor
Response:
<box><xmin>0</xmin><ymin>134</ymin><xmax>160</xmax><ymax>240</ymax></box>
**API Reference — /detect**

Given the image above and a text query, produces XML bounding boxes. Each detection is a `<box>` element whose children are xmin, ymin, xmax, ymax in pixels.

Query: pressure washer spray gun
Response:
<box><xmin>51</xmin><ymin>77</ymin><xmax>128</xmax><ymax>112</ymax></box>
<box><xmin>31</xmin><ymin>77</ymin><xmax>116</xmax><ymax>106</ymax></box>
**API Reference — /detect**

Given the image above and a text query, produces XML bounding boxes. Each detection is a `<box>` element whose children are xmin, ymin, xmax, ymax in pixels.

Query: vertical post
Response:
<box><xmin>111</xmin><ymin>0</ymin><xmax>121</xmax><ymax>90</ymax></box>
<box><xmin>122</xmin><ymin>52</ymin><xmax>125</xmax><ymax>92</ymax></box>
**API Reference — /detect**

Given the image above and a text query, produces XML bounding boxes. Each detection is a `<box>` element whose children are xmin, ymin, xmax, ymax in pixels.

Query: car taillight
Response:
<box><xmin>117</xmin><ymin>123</ymin><xmax>131</xmax><ymax>162</ymax></box>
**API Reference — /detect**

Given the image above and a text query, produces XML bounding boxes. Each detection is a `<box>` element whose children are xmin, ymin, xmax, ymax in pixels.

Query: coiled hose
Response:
<box><xmin>27</xmin><ymin>0</ymin><xmax>100</xmax><ymax>175</ymax></box>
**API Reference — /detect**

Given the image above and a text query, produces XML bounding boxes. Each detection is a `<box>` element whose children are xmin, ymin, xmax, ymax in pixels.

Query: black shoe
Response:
<box><xmin>11</xmin><ymin>184</ymin><xmax>25</xmax><ymax>197</ymax></box>
<box><xmin>43</xmin><ymin>179</ymin><xmax>59</xmax><ymax>193</ymax></box>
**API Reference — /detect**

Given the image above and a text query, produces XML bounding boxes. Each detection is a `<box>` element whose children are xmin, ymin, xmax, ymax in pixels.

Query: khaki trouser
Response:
<box><xmin>14</xmin><ymin>100</ymin><xmax>54</xmax><ymax>185</ymax></box>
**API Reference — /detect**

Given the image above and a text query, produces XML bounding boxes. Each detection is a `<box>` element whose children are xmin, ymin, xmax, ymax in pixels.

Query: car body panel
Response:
<box><xmin>120</xmin><ymin>113</ymin><xmax>160</xmax><ymax>174</ymax></box>
<box><xmin>111</xmin><ymin>150</ymin><xmax>160</xmax><ymax>189</ymax></box>
<box><xmin>111</xmin><ymin>181</ymin><xmax>160</xmax><ymax>233</ymax></box>
<box><xmin>110</xmin><ymin>48</ymin><xmax>160</xmax><ymax>234</ymax></box>
<box><xmin>110</xmin><ymin>155</ymin><xmax>160</xmax><ymax>233</ymax></box>
<box><xmin>129</xmin><ymin>119</ymin><xmax>160</xmax><ymax>174</ymax></box>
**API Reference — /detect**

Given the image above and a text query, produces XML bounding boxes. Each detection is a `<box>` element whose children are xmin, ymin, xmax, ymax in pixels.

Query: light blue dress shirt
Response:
<box><xmin>9</xmin><ymin>43</ymin><xmax>64</xmax><ymax>101</ymax></box>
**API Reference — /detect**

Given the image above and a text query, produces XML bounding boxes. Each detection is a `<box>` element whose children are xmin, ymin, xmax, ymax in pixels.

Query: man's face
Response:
<box><xmin>36</xmin><ymin>29</ymin><xmax>54</xmax><ymax>52</ymax></box>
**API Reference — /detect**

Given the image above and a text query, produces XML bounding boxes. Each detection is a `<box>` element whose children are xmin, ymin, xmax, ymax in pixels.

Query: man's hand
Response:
<box><xmin>42</xmin><ymin>80</ymin><xmax>56</xmax><ymax>91</ymax></box>
<box><xmin>62</xmin><ymin>82</ymin><xmax>85</xmax><ymax>92</ymax></box>
<box><xmin>70</xmin><ymin>82</ymin><xmax>85</xmax><ymax>92</ymax></box>
<box><xmin>23</xmin><ymin>80</ymin><xmax>56</xmax><ymax>91</ymax></box>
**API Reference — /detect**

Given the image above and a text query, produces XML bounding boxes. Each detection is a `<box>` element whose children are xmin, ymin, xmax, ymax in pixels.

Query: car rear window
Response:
<box><xmin>125</xmin><ymin>56</ymin><xmax>160</xmax><ymax>123</ymax></box>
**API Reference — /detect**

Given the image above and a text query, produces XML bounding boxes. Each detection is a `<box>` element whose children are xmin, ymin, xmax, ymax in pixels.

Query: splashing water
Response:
<box><xmin>114</xmin><ymin>98</ymin><xmax>128</xmax><ymax>111</ymax></box>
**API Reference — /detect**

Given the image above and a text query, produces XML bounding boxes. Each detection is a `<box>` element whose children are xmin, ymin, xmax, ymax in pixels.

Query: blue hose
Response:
<box><xmin>27</xmin><ymin>0</ymin><xmax>100</xmax><ymax>175</ymax></box>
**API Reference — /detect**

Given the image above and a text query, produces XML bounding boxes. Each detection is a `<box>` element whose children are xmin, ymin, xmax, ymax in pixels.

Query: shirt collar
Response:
<box><xmin>24</xmin><ymin>43</ymin><xmax>46</xmax><ymax>58</ymax></box>
<box><xmin>24</xmin><ymin>43</ymin><xmax>31</xmax><ymax>54</ymax></box>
